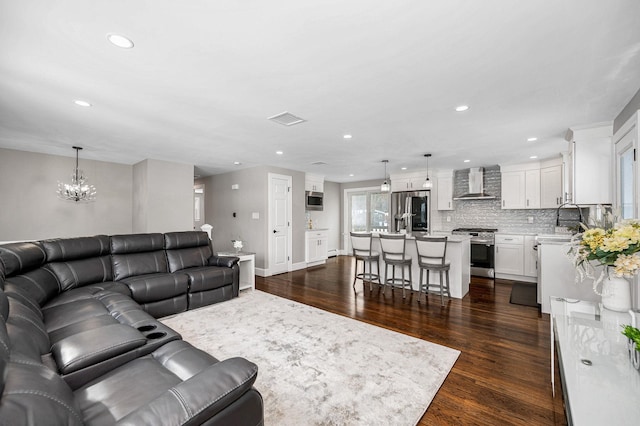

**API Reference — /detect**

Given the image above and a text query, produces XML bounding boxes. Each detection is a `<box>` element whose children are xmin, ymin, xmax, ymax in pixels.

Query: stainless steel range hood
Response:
<box><xmin>453</xmin><ymin>167</ymin><xmax>496</xmax><ymax>200</ymax></box>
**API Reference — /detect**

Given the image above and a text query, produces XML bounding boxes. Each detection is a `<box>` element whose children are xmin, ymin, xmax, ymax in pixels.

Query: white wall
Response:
<box><xmin>0</xmin><ymin>148</ymin><xmax>133</xmax><ymax>240</ymax></box>
<box><xmin>132</xmin><ymin>159</ymin><xmax>194</xmax><ymax>233</ymax></box>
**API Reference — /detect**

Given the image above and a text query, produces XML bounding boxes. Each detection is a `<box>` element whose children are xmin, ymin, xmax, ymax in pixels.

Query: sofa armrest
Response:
<box><xmin>208</xmin><ymin>256</ymin><xmax>239</xmax><ymax>268</ymax></box>
<box><xmin>51</xmin><ymin>324</ymin><xmax>147</xmax><ymax>374</ymax></box>
<box><xmin>116</xmin><ymin>357</ymin><xmax>259</xmax><ymax>426</ymax></box>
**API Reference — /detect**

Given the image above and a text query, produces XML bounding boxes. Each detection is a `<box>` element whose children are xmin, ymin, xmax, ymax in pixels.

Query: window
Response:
<box><xmin>349</xmin><ymin>190</ymin><xmax>389</xmax><ymax>233</ymax></box>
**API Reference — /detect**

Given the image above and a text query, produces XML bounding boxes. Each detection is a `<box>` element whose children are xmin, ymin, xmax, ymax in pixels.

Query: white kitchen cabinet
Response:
<box><xmin>568</xmin><ymin>124</ymin><xmax>612</xmax><ymax>204</ymax></box>
<box><xmin>305</xmin><ymin>173</ymin><xmax>324</xmax><ymax>192</ymax></box>
<box><xmin>305</xmin><ymin>230</ymin><xmax>328</xmax><ymax>265</ymax></box>
<box><xmin>390</xmin><ymin>176</ymin><xmax>427</xmax><ymax>192</ymax></box>
<box><xmin>540</xmin><ymin>164</ymin><xmax>563</xmax><ymax>208</ymax></box>
<box><xmin>437</xmin><ymin>175</ymin><xmax>453</xmax><ymax>210</ymax></box>
<box><xmin>495</xmin><ymin>234</ymin><xmax>524</xmax><ymax>275</ymax></box>
<box><xmin>500</xmin><ymin>165</ymin><xmax>540</xmax><ymax>209</ymax></box>
<box><xmin>523</xmin><ymin>235</ymin><xmax>537</xmax><ymax>278</ymax></box>
<box><xmin>538</xmin><ymin>240</ymin><xmax>599</xmax><ymax>313</ymax></box>
<box><xmin>500</xmin><ymin>171</ymin><xmax>526</xmax><ymax>209</ymax></box>
<box><xmin>389</xmin><ymin>172</ymin><xmax>429</xmax><ymax>192</ymax></box>
<box><xmin>525</xmin><ymin>169</ymin><xmax>540</xmax><ymax>209</ymax></box>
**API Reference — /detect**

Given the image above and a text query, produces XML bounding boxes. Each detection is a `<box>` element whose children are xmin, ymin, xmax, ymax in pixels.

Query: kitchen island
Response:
<box><xmin>370</xmin><ymin>233</ymin><xmax>471</xmax><ymax>299</ymax></box>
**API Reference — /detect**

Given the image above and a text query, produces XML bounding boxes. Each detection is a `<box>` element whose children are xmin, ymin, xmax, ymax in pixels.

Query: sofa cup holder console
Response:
<box><xmin>137</xmin><ymin>324</ymin><xmax>157</xmax><ymax>332</ymax></box>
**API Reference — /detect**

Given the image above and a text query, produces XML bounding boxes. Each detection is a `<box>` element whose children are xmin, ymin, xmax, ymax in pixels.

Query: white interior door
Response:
<box><xmin>268</xmin><ymin>173</ymin><xmax>292</xmax><ymax>275</ymax></box>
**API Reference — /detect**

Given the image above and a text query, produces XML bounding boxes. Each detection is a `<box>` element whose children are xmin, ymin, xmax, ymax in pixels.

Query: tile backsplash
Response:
<box><xmin>431</xmin><ymin>165</ymin><xmax>581</xmax><ymax>234</ymax></box>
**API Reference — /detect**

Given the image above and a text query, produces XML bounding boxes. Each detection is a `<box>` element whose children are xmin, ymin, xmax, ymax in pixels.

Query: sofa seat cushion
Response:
<box><xmin>74</xmin><ymin>340</ymin><xmax>218</xmax><ymax>424</ymax></box>
<box><xmin>120</xmin><ymin>273</ymin><xmax>188</xmax><ymax>304</ymax></box>
<box><xmin>180</xmin><ymin>266</ymin><xmax>234</xmax><ymax>293</ymax></box>
<box><xmin>0</xmin><ymin>357</ymin><xmax>84</xmax><ymax>425</ymax></box>
<box><xmin>43</xmin><ymin>298</ymin><xmax>111</xmax><ymax>334</ymax></box>
<box><xmin>43</xmin><ymin>282</ymin><xmax>131</xmax><ymax>310</ymax></box>
<box><xmin>52</xmin><ymin>324</ymin><xmax>147</xmax><ymax>375</ymax></box>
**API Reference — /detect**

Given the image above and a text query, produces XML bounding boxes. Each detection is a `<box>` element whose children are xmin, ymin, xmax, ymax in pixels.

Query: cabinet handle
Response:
<box><xmin>448</xmin><ymin>201</ymin><xmax>451</xmax><ymax>208</ymax></box>
<box><xmin>526</xmin><ymin>199</ymin><xmax>529</xmax><ymax>207</ymax></box>
<box><xmin>502</xmin><ymin>200</ymin><xmax>505</xmax><ymax>207</ymax></box>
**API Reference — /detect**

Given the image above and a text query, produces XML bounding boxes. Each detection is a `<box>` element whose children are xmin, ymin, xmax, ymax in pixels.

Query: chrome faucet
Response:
<box><xmin>555</xmin><ymin>202</ymin><xmax>584</xmax><ymax>227</ymax></box>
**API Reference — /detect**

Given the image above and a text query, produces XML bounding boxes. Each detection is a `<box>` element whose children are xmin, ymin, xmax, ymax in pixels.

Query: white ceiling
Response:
<box><xmin>1</xmin><ymin>0</ymin><xmax>640</xmax><ymax>183</ymax></box>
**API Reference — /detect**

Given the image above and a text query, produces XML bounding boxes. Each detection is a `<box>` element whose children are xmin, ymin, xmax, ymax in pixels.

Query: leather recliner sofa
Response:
<box><xmin>0</xmin><ymin>231</ymin><xmax>263</xmax><ymax>425</ymax></box>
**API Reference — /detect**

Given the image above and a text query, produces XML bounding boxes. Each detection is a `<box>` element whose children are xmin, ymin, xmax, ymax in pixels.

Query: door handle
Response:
<box><xmin>273</xmin><ymin>229</ymin><xmax>277</xmax><ymax>233</ymax></box>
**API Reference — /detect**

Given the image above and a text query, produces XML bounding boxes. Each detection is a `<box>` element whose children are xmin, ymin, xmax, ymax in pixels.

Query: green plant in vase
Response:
<box><xmin>622</xmin><ymin>325</ymin><xmax>640</xmax><ymax>351</ymax></box>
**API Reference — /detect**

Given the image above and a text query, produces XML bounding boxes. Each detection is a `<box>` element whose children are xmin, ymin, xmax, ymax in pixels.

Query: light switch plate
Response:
<box><xmin>252</xmin><ymin>212</ymin><xmax>259</xmax><ymax>219</ymax></box>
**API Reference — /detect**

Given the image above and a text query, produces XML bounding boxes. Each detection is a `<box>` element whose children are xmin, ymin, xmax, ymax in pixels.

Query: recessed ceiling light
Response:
<box><xmin>73</xmin><ymin>100</ymin><xmax>91</xmax><ymax>107</ymax></box>
<box><xmin>527</xmin><ymin>137</ymin><xmax>538</xmax><ymax>142</ymax></box>
<box><xmin>455</xmin><ymin>105</ymin><xmax>469</xmax><ymax>112</ymax></box>
<box><xmin>530</xmin><ymin>155</ymin><xmax>538</xmax><ymax>159</ymax></box>
<box><xmin>276</xmin><ymin>151</ymin><xmax>283</xmax><ymax>155</ymax></box>
<box><xmin>107</xmin><ymin>33</ymin><xmax>134</xmax><ymax>49</ymax></box>
<box><xmin>349</xmin><ymin>174</ymin><xmax>354</xmax><ymax>177</ymax></box>
<box><xmin>343</xmin><ymin>134</ymin><xmax>352</xmax><ymax>139</ymax></box>
<box><xmin>233</xmin><ymin>161</ymin><xmax>241</xmax><ymax>165</ymax></box>
<box><xmin>401</xmin><ymin>167</ymin><xmax>407</xmax><ymax>170</ymax></box>
<box><xmin>463</xmin><ymin>159</ymin><xmax>470</xmax><ymax>163</ymax></box>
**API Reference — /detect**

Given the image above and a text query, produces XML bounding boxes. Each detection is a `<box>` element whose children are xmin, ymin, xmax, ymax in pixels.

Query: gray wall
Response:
<box><xmin>614</xmin><ymin>86</ymin><xmax>640</xmax><ymax>133</ymax></box>
<box><xmin>132</xmin><ymin>159</ymin><xmax>194</xmax><ymax>233</ymax></box>
<box><xmin>203</xmin><ymin>165</ymin><xmax>308</xmax><ymax>270</ymax></box>
<box><xmin>0</xmin><ymin>148</ymin><xmax>133</xmax><ymax>240</ymax></box>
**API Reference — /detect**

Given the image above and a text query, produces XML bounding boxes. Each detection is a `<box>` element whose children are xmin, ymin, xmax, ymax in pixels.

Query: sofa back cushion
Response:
<box><xmin>110</xmin><ymin>234</ymin><xmax>168</xmax><ymax>280</ymax></box>
<box><xmin>111</xmin><ymin>233</ymin><xmax>164</xmax><ymax>254</ymax></box>
<box><xmin>45</xmin><ymin>256</ymin><xmax>113</xmax><ymax>292</ymax></box>
<box><xmin>41</xmin><ymin>236</ymin><xmax>113</xmax><ymax>291</ymax></box>
<box><xmin>3</xmin><ymin>268</ymin><xmax>60</xmax><ymax>309</ymax></box>
<box><xmin>41</xmin><ymin>235</ymin><xmax>111</xmax><ymax>261</ymax></box>
<box><xmin>0</xmin><ymin>242</ymin><xmax>46</xmax><ymax>276</ymax></box>
<box><xmin>164</xmin><ymin>231</ymin><xmax>213</xmax><ymax>273</ymax></box>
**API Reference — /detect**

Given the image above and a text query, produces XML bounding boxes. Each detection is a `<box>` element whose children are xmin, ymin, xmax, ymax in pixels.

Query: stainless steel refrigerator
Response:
<box><xmin>389</xmin><ymin>190</ymin><xmax>430</xmax><ymax>233</ymax></box>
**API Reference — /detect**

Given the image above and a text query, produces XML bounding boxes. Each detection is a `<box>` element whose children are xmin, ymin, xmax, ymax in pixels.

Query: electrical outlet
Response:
<box><xmin>527</xmin><ymin>217</ymin><xmax>534</xmax><ymax>224</ymax></box>
<box><xmin>446</xmin><ymin>216</ymin><xmax>451</xmax><ymax>222</ymax></box>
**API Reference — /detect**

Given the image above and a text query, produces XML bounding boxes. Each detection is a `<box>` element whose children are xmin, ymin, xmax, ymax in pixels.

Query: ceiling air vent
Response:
<box><xmin>268</xmin><ymin>111</ymin><xmax>306</xmax><ymax>126</ymax></box>
<box><xmin>311</xmin><ymin>161</ymin><xmax>327</xmax><ymax>166</ymax></box>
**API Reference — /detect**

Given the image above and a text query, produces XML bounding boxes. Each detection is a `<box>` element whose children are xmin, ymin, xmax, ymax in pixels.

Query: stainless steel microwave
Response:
<box><xmin>305</xmin><ymin>191</ymin><xmax>324</xmax><ymax>211</ymax></box>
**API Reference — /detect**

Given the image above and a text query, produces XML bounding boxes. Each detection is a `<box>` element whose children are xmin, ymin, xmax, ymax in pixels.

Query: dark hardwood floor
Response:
<box><xmin>256</xmin><ymin>256</ymin><xmax>567</xmax><ymax>425</ymax></box>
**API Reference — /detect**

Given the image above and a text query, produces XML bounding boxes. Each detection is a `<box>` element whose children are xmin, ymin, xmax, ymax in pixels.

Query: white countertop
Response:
<box><xmin>306</xmin><ymin>228</ymin><xmax>329</xmax><ymax>231</ymax></box>
<box><xmin>371</xmin><ymin>232</ymin><xmax>470</xmax><ymax>243</ymax></box>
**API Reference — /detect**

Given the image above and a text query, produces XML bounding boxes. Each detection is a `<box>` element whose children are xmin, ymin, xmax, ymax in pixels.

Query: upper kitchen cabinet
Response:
<box><xmin>540</xmin><ymin>157</ymin><xmax>564</xmax><ymax>208</ymax></box>
<box><xmin>436</xmin><ymin>171</ymin><xmax>454</xmax><ymax>210</ymax></box>
<box><xmin>566</xmin><ymin>123</ymin><xmax>613</xmax><ymax>205</ymax></box>
<box><xmin>390</xmin><ymin>172</ymin><xmax>428</xmax><ymax>192</ymax></box>
<box><xmin>500</xmin><ymin>163</ymin><xmax>540</xmax><ymax>209</ymax></box>
<box><xmin>305</xmin><ymin>173</ymin><xmax>324</xmax><ymax>192</ymax></box>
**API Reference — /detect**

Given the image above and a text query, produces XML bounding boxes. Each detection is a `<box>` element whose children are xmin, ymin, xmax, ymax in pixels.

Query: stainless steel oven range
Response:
<box><xmin>451</xmin><ymin>227</ymin><xmax>497</xmax><ymax>278</ymax></box>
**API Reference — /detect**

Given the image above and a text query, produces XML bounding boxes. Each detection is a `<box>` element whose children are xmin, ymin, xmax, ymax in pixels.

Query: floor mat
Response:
<box><xmin>509</xmin><ymin>282</ymin><xmax>538</xmax><ymax>307</ymax></box>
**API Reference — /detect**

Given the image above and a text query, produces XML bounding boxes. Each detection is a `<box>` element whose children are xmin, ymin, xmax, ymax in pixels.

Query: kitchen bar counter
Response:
<box><xmin>370</xmin><ymin>233</ymin><xmax>471</xmax><ymax>299</ymax></box>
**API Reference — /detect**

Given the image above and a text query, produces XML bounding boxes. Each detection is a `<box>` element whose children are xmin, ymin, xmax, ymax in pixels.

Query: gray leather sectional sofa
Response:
<box><xmin>0</xmin><ymin>231</ymin><xmax>263</xmax><ymax>425</ymax></box>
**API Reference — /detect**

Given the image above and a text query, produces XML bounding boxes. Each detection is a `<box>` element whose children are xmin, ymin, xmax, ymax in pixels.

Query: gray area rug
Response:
<box><xmin>162</xmin><ymin>290</ymin><xmax>459</xmax><ymax>426</ymax></box>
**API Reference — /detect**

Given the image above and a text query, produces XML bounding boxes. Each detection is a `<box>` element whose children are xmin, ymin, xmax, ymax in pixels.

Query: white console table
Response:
<box><xmin>550</xmin><ymin>298</ymin><xmax>640</xmax><ymax>425</ymax></box>
<box><xmin>217</xmin><ymin>252</ymin><xmax>255</xmax><ymax>291</ymax></box>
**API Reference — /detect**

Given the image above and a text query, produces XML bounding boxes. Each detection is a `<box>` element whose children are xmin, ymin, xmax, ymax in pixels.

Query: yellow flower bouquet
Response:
<box><xmin>570</xmin><ymin>217</ymin><xmax>640</xmax><ymax>291</ymax></box>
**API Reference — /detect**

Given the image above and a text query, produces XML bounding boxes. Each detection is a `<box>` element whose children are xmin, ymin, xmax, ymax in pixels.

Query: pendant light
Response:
<box><xmin>57</xmin><ymin>146</ymin><xmax>97</xmax><ymax>202</ymax></box>
<box><xmin>422</xmin><ymin>153</ymin><xmax>433</xmax><ymax>189</ymax></box>
<box><xmin>380</xmin><ymin>160</ymin><xmax>390</xmax><ymax>193</ymax></box>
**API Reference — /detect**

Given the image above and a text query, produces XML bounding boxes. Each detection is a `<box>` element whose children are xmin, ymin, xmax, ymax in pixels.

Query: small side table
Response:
<box><xmin>217</xmin><ymin>252</ymin><xmax>256</xmax><ymax>291</ymax></box>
